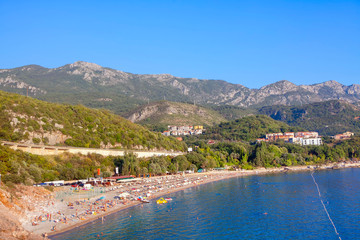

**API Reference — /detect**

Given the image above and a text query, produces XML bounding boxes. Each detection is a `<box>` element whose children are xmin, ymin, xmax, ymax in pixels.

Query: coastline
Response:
<box><xmin>31</xmin><ymin>161</ymin><xmax>360</xmax><ymax>238</ymax></box>
<box><xmin>46</xmin><ymin>171</ymin><xmax>242</xmax><ymax>237</ymax></box>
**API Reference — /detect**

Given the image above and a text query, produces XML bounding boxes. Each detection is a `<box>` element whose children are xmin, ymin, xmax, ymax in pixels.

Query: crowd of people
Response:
<box><xmin>24</xmin><ymin>171</ymin><xmax>240</xmax><ymax>235</ymax></box>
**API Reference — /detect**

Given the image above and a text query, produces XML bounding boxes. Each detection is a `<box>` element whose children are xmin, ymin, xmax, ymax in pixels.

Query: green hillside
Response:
<box><xmin>210</xmin><ymin>105</ymin><xmax>256</xmax><ymax>121</ymax></box>
<box><xmin>197</xmin><ymin>115</ymin><xmax>304</xmax><ymax>142</ymax></box>
<box><xmin>125</xmin><ymin>101</ymin><xmax>227</xmax><ymax>131</ymax></box>
<box><xmin>39</xmin><ymin>92</ymin><xmax>145</xmax><ymax>116</ymax></box>
<box><xmin>0</xmin><ymin>91</ymin><xmax>186</xmax><ymax>151</ymax></box>
<box><xmin>258</xmin><ymin>100</ymin><xmax>360</xmax><ymax>136</ymax></box>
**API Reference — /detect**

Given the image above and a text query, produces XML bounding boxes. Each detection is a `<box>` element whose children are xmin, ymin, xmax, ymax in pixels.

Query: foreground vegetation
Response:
<box><xmin>0</xmin><ymin>144</ymin><xmax>115</xmax><ymax>186</ymax></box>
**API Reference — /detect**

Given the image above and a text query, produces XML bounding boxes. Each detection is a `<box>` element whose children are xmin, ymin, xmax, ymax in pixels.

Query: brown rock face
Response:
<box><xmin>0</xmin><ymin>206</ymin><xmax>41</xmax><ymax>240</ymax></box>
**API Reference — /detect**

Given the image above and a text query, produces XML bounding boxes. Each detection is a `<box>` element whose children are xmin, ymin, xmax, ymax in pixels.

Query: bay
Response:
<box><xmin>51</xmin><ymin>168</ymin><xmax>360</xmax><ymax>240</ymax></box>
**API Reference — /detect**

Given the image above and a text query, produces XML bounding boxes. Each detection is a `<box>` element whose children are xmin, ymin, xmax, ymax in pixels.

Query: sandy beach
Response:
<box><xmin>20</xmin><ymin>161</ymin><xmax>360</xmax><ymax>238</ymax></box>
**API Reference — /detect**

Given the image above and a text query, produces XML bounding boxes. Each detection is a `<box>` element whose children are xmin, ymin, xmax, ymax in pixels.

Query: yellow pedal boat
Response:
<box><xmin>156</xmin><ymin>198</ymin><xmax>167</xmax><ymax>204</ymax></box>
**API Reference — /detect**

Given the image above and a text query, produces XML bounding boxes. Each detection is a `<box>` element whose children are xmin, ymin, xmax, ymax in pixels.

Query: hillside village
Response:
<box><xmin>162</xmin><ymin>125</ymin><xmax>204</xmax><ymax>136</ymax></box>
<box><xmin>161</xmin><ymin>122</ymin><xmax>356</xmax><ymax>147</ymax></box>
<box><xmin>257</xmin><ymin>131</ymin><xmax>355</xmax><ymax>145</ymax></box>
<box><xmin>257</xmin><ymin>131</ymin><xmax>322</xmax><ymax>145</ymax></box>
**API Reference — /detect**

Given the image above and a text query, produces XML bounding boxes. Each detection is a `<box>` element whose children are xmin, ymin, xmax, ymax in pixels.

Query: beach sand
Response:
<box><xmin>21</xmin><ymin>161</ymin><xmax>360</xmax><ymax>238</ymax></box>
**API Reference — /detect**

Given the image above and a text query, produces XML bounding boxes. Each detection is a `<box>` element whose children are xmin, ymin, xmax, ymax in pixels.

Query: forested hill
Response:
<box><xmin>0</xmin><ymin>91</ymin><xmax>186</xmax><ymax>151</ymax></box>
<box><xmin>125</xmin><ymin>100</ymin><xmax>227</xmax><ymax>131</ymax></box>
<box><xmin>198</xmin><ymin>115</ymin><xmax>304</xmax><ymax>142</ymax></box>
<box><xmin>258</xmin><ymin>100</ymin><xmax>360</xmax><ymax>136</ymax></box>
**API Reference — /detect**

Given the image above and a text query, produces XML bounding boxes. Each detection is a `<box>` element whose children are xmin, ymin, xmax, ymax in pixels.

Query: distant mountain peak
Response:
<box><xmin>322</xmin><ymin>80</ymin><xmax>343</xmax><ymax>87</ymax></box>
<box><xmin>278</xmin><ymin>80</ymin><xmax>294</xmax><ymax>84</ymax></box>
<box><xmin>16</xmin><ymin>64</ymin><xmax>46</xmax><ymax>71</ymax></box>
<box><xmin>258</xmin><ymin>80</ymin><xmax>298</xmax><ymax>94</ymax></box>
<box><xmin>68</xmin><ymin>61</ymin><xmax>103</xmax><ymax>71</ymax></box>
<box><xmin>260</xmin><ymin>80</ymin><xmax>296</xmax><ymax>89</ymax></box>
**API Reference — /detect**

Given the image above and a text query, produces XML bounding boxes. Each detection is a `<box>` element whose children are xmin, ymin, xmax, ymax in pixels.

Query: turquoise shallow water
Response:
<box><xmin>51</xmin><ymin>168</ymin><xmax>360</xmax><ymax>240</ymax></box>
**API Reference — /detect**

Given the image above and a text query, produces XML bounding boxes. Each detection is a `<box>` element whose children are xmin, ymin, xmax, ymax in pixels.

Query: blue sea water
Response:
<box><xmin>51</xmin><ymin>168</ymin><xmax>360</xmax><ymax>240</ymax></box>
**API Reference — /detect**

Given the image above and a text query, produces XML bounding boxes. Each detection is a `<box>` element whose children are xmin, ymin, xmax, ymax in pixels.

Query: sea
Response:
<box><xmin>50</xmin><ymin>168</ymin><xmax>360</xmax><ymax>240</ymax></box>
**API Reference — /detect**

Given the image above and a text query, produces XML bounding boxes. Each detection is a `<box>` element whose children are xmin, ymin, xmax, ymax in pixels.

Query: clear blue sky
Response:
<box><xmin>0</xmin><ymin>0</ymin><xmax>359</xmax><ymax>88</ymax></box>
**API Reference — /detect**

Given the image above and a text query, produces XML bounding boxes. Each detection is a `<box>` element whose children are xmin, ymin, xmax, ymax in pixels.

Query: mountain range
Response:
<box><xmin>1</xmin><ymin>61</ymin><xmax>360</xmax><ymax>115</ymax></box>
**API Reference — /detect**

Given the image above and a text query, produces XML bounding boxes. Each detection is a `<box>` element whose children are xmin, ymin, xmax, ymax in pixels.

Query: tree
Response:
<box><xmin>172</xmin><ymin>155</ymin><xmax>190</xmax><ymax>171</ymax></box>
<box><xmin>113</xmin><ymin>152</ymin><xmax>139</xmax><ymax>175</ymax></box>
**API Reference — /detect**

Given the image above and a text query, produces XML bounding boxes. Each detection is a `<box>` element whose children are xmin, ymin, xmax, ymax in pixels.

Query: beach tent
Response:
<box><xmin>118</xmin><ymin>192</ymin><xmax>130</xmax><ymax>199</ymax></box>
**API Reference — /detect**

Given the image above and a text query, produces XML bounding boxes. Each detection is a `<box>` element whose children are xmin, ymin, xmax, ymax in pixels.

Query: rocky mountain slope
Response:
<box><xmin>125</xmin><ymin>101</ymin><xmax>227</xmax><ymax>130</ymax></box>
<box><xmin>1</xmin><ymin>61</ymin><xmax>360</xmax><ymax>114</ymax></box>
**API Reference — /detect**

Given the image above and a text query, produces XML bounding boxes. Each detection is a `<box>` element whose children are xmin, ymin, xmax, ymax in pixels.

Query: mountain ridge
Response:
<box><xmin>1</xmin><ymin>61</ymin><xmax>359</xmax><ymax>114</ymax></box>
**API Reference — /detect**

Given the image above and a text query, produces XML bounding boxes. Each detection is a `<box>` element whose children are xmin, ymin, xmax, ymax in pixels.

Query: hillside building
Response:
<box><xmin>289</xmin><ymin>137</ymin><xmax>322</xmax><ymax>146</ymax></box>
<box><xmin>162</xmin><ymin>125</ymin><xmax>204</xmax><ymax>136</ymax></box>
<box><xmin>295</xmin><ymin>131</ymin><xmax>319</xmax><ymax>138</ymax></box>
<box><xmin>257</xmin><ymin>131</ymin><xmax>322</xmax><ymax>146</ymax></box>
<box><xmin>301</xmin><ymin>137</ymin><xmax>322</xmax><ymax>146</ymax></box>
<box><xmin>333</xmin><ymin>132</ymin><xmax>354</xmax><ymax>140</ymax></box>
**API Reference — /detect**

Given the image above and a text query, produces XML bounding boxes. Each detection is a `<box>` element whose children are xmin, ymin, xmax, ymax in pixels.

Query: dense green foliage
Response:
<box><xmin>210</xmin><ymin>105</ymin><xmax>255</xmax><ymax>121</ymax></box>
<box><xmin>39</xmin><ymin>92</ymin><xmax>145</xmax><ymax>117</ymax></box>
<box><xmin>0</xmin><ymin>91</ymin><xmax>186</xmax><ymax>151</ymax></box>
<box><xmin>207</xmin><ymin>137</ymin><xmax>360</xmax><ymax>168</ymax></box>
<box><xmin>113</xmin><ymin>150</ymin><xmax>229</xmax><ymax>176</ymax></box>
<box><xmin>258</xmin><ymin>100</ymin><xmax>360</xmax><ymax>136</ymax></box>
<box><xmin>197</xmin><ymin>115</ymin><xmax>304</xmax><ymax>142</ymax></box>
<box><xmin>112</xmin><ymin>136</ymin><xmax>360</xmax><ymax>176</ymax></box>
<box><xmin>0</xmin><ymin>145</ymin><xmax>115</xmax><ymax>185</ymax></box>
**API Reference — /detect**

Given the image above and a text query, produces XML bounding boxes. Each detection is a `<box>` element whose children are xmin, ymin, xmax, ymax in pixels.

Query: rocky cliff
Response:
<box><xmin>125</xmin><ymin>101</ymin><xmax>226</xmax><ymax>127</ymax></box>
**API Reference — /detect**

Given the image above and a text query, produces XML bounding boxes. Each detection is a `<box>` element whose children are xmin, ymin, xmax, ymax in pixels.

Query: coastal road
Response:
<box><xmin>1</xmin><ymin>141</ymin><xmax>184</xmax><ymax>158</ymax></box>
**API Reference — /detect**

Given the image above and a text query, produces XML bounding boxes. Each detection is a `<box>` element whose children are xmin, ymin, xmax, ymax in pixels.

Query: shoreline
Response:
<box><xmin>30</xmin><ymin>161</ymin><xmax>360</xmax><ymax>238</ymax></box>
<box><xmin>46</xmin><ymin>171</ymin><xmax>242</xmax><ymax>237</ymax></box>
